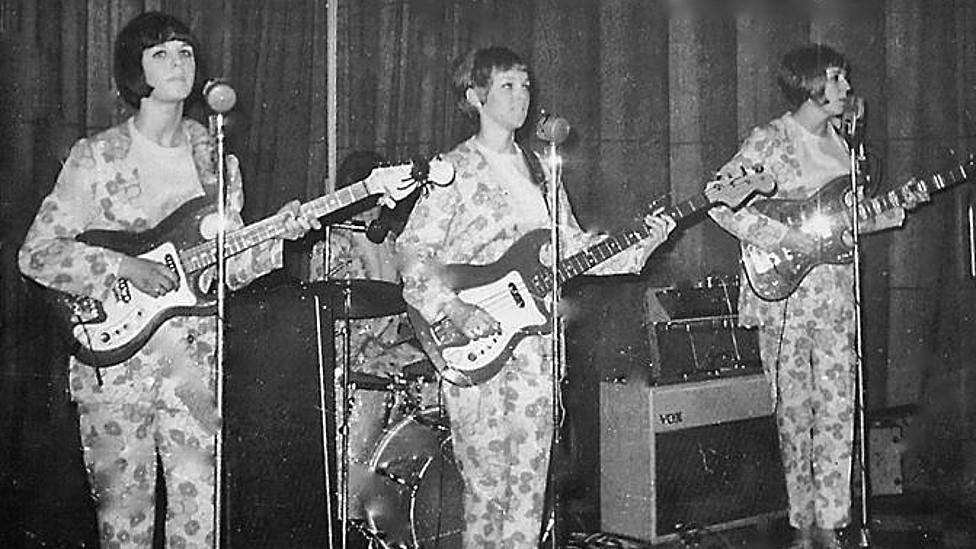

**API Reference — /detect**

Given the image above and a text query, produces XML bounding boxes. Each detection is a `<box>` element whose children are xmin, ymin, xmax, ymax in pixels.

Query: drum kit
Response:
<box><xmin>310</xmin><ymin>277</ymin><xmax>464</xmax><ymax>549</ymax></box>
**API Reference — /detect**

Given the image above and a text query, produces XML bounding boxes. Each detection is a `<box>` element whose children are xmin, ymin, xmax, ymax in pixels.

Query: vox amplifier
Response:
<box><xmin>600</xmin><ymin>374</ymin><xmax>787</xmax><ymax>544</ymax></box>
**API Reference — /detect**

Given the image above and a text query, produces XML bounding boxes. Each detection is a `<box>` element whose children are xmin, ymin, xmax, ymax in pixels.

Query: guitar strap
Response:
<box><xmin>521</xmin><ymin>146</ymin><xmax>552</xmax><ymax>218</ymax></box>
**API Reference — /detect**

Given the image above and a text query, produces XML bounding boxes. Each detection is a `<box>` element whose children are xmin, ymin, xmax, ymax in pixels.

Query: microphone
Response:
<box><xmin>366</xmin><ymin>189</ymin><xmax>421</xmax><ymax>244</ymax></box>
<box><xmin>841</xmin><ymin>95</ymin><xmax>864</xmax><ymax>137</ymax></box>
<box><xmin>203</xmin><ymin>79</ymin><xmax>237</xmax><ymax>113</ymax></box>
<box><xmin>535</xmin><ymin>111</ymin><xmax>571</xmax><ymax>144</ymax></box>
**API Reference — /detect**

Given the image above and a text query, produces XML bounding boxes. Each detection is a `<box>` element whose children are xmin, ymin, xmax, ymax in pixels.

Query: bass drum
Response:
<box><xmin>357</xmin><ymin>407</ymin><xmax>464</xmax><ymax>548</ymax></box>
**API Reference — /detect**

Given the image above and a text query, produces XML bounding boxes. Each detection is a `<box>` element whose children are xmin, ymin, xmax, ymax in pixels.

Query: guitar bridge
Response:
<box><xmin>430</xmin><ymin>317</ymin><xmax>467</xmax><ymax>347</ymax></box>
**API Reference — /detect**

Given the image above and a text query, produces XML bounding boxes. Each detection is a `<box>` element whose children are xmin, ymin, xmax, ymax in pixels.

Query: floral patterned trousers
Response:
<box><xmin>71</xmin><ymin>317</ymin><xmax>219</xmax><ymax>549</ymax></box>
<box><xmin>442</xmin><ymin>336</ymin><xmax>554</xmax><ymax>549</ymax></box>
<box><xmin>759</xmin><ymin>295</ymin><xmax>856</xmax><ymax>530</ymax></box>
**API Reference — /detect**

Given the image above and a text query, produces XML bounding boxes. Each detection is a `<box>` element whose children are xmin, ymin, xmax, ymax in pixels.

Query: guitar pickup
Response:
<box><xmin>115</xmin><ymin>278</ymin><xmax>132</xmax><ymax>303</ymax></box>
<box><xmin>508</xmin><ymin>282</ymin><xmax>525</xmax><ymax>308</ymax></box>
<box><xmin>164</xmin><ymin>254</ymin><xmax>181</xmax><ymax>290</ymax></box>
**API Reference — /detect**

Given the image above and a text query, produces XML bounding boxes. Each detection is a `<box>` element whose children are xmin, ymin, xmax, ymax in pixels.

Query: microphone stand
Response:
<box><xmin>844</xmin><ymin>112</ymin><xmax>873</xmax><ymax>549</ymax></box>
<box><xmin>209</xmin><ymin>110</ymin><xmax>229</xmax><ymax>549</ymax></box>
<box><xmin>542</xmin><ymin>141</ymin><xmax>564</xmax><ymax>549</ymax></box>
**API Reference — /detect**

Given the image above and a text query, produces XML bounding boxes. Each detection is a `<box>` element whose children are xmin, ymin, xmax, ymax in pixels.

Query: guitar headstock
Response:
<box><xmin>704</xmin><ymin>165</ymin><xmax>776</xmax><ymax>209</ymax></box>
<box><xmin>365</xmin><ymin>156</ymin><xmax>456</xmax><ymax>205</ymax></box>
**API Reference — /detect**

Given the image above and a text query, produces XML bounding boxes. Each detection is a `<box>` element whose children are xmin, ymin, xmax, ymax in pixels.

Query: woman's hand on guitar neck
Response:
<box><xmin>119</xmin><ymin>256</ymin><xmax>180</xmax><ymax>297</ymax></box>
<box><xmin>641</xmin><ymin>214</ymin><xmax>676</xmax><ymax>261</ymax></box>
<box><xmin>277</xmin><ymin>200</ymin><xmax>322</xmax><ymax>240</ymax></box>
<box><xmin>443</xmin><ymin>298</ymin><xmax>501</xmax><ymax>340</ymax></box>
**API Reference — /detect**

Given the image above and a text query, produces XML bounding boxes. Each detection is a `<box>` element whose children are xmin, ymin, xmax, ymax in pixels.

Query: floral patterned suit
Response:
<box><xmin>709</xmin><ymin>113</ymin><xmax>900</xmax><ymax>530</ymax></box>
<box><xmin>19</xmin><ymin>117</ymin><xmax>281</xmax><ymax>548</ymax></box>
<box><xmin>397</xmin><ymin>137</ymin><xmax>652</xmax><ymax>548</ymax></box>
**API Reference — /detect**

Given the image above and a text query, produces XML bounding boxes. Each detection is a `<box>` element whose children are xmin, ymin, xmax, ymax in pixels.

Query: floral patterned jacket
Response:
<box><xmin>19</xmin><ymin>117</ymin><xmax>280</xmax><ymax>304</ymax></box>
<box><xmin>397</xmin><ymin>136</ymin><xmax>653</xmax><ymax>325</ymax></box>
<box><xmin>19</xmin><ymin>117</ymin><xmax>281</xmax><ymax>395</ymax></box>
<box><xmin>708</xmin><ymin>112</ymin><xmax>901</xmax><ymax>328</ymax></box>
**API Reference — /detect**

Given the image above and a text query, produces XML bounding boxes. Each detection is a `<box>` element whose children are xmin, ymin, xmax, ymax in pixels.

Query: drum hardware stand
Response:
<box><xmin>348</xmin><ymin>519</ymin><xmax>395</xmax><ymax>549</ymax></box>
<box><xmin>324</xmin><ymin>226</ymin><xmax>351</xmax><ymax>549</ymax></box>
<box><xmin>340</xmin><ymin>280</ymin><xmax>354</xmax><ymax>549</ymax></box>
<box><xmin>324</xmin><ymin>219</ymin><xmax>372</xmax><ymax>549</ymax></box>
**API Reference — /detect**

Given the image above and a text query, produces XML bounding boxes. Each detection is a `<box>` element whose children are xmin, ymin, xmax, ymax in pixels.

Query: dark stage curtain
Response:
<box><xmin>2</xmin><ymin>0</ymin><xmax>975</xmax><ymax>545</ymax></box>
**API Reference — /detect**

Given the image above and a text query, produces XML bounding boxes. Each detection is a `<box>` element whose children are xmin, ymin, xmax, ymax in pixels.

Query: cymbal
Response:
<box><xmin>303</xmin><ymin>279</ymin><xmax>406</xmax><ymax>319</ymax></box>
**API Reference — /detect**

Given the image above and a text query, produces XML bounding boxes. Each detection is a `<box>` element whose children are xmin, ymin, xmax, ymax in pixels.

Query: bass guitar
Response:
<box><xmin>407</xmin><ymin>168</ymin><xmax>776</xmax><ymax>386</ymax></box>
<box><xmin>53</xmin><ymin>158</ymin><xmax>455</xmax><ymax>367</ymax></box>
<box><xmin>742</xmin><ymin>158</ymin><xmax>975</xmax><ymax>301</ymax></box>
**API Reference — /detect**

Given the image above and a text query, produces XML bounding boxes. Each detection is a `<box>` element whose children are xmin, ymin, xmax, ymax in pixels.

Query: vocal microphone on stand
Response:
<box><xmin>840</xmin><ymin>95</ymin><xmax>865</xmax><ymax>141</ymax></box>
<box><xmin>206</xmin><ymin>77</ymin><xmax>236</xmax><ymax>548</ymax></box>
<box><xmin>365</xmin><ymin>188</ymin><xmax>421</xmax><ymax>244</ymax></box>
<box><xmin>204</xmin><ymin>79</ymin><xmax>237</xmax><ymax>113</ymax></box>
<box><xmin>535</xmin><ymin>111</ymin><xmax>571</xmax><ymax>144</ymax></box>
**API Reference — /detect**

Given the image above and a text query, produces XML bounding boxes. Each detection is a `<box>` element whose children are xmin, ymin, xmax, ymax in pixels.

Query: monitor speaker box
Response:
<box><xmin>600</xmin><ymin>373</ymin><xmax>788</xmax><ymax>544</ymax></box>
<box><xmin>222</xmin><ymin>281</ymin><xmax>340</xmax><ymax>548</ymax></box>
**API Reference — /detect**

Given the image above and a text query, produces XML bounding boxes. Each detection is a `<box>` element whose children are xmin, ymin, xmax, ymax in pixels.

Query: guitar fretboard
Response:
<box><xmin>531</xmin><ymin>193</ymin><xmax>712</xmax><ymax>294</ymax></box>
<box><xmin>179</xmin><ymin>181</ymin><xmax>373</xmax><ymax>273</ymax></box>
<box><xmin>857</xmin><ymin>160</ymin><xmax>974</xmax><ymax>221</ymax></box>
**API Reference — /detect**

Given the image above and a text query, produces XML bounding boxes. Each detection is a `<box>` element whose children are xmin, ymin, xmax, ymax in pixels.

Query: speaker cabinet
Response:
<box><xmin>600</xmin><ymin>374</ymin><xmax>787</xmax><ymax>543</ymax></box>
<box><xmin>222</xmin><ymin>281</ymin><xmax>339</xmax><ymax>547</ymax></box>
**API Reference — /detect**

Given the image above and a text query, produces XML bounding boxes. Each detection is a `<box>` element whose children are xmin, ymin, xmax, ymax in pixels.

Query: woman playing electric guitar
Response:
<box><xmin>395</xmin><ymin>46</ymin><xmax>675</xmax><ymax>549</ymax></box>
<box><xmin>707</xmin><ymin>44</ymin><xmax>925</xmax><ymax>549</ymax></box>
<box><xmin>17</xmin><ymin>12</ymin><xmax>319</xmax><ymax>547</ymax></box>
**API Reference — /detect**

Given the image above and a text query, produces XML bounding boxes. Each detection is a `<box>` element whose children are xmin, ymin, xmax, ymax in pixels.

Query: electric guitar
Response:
<box><xmin>407</xmin><ymin>168</ymin><xmax>776</xmax><ymax>386</ymax></box>
<box><xmin>52</xmin><ymin>158</ymin><xmax>455</xmax><ymax>367</ymax></box>
<box><xmin>742</xmin><ymin>158</ymin><xmax>975</xmax><ymax>301</ymax></box>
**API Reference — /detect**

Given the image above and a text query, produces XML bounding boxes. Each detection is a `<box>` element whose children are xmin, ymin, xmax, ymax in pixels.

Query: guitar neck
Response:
<box><xmin>179</xmin><ymin>180</ymin><xmax>374</xmax><ymax>273</ymax></box>
<box><xmin>536</xmin><ymin>193</ymin><xmax>711</xmax><ymax>291</ymax></box>
<box><xmin>857</xmin><ymin>160</ymin><xmax>974</xmax><ymax>222</ymax></box>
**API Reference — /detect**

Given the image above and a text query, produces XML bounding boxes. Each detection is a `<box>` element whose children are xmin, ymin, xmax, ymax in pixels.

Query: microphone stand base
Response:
<box><xmin>856</xmin><ymin>524</ymin><xmax>873</xmax><ymax>548</ymax></box>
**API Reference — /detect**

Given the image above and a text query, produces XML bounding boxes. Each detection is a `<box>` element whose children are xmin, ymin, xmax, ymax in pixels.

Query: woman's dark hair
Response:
<box><xmin>114</xmin><ymin>11</ymin><xmax>202</xmax><ymax>108</ymax></box>
<box><xmin>777</xmin><ymin>44</ymin><xmax>850</xmax><ymax>108</ymax></box>
<box><xmin>451</xmin><ymin>46</ymin><xmax>529</xmax><ymax>118</ymax></box>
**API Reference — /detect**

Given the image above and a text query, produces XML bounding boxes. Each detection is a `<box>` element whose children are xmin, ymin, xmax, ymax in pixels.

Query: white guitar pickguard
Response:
<box><xmin>441</xmin><ymin>271</ymin><xmax>547</xmax><ymax>372</ymax></box>
<box><xmin>72</xmin><ymin>242</ymin><xmax>197</xmax><ymax>353</ymax></box>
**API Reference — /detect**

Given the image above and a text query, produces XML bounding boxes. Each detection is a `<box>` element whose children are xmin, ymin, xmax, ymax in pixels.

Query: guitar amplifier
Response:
<box><xmin>645</xmin><ymin>280</ymin><xmax>761</xmax><ymax>384</ymax></box>
<box><xmin>653</xmin><ymin>316</ymin><xmax>762</xmax><ymax>384</ymax></box>
<box><xmin>600</xmin><ymin>374</ymin><xmax>787</xmax><ymax>544</ymax></box>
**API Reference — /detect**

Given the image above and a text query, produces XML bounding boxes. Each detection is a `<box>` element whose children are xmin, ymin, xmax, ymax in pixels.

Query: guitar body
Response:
<box><xmin>742</xmin><ymin>176</ymin><xmax>856</xmax><ymax>301</ymax></box>
<box><xmin>52</xmin><ymin>197</ymin><xmax>221</xmax><ymax>367</ymax></box>
<box><xmin>42</xmin><ymin>157</ymin><xmax>455</xmax><ymax>367</ymax></box>
<box><xmin>406</xmin><ymin>229</ymin><xmax>552</xmax><ymax>387</ymax></box>
<box><xmin>407</xmin><ymin>167</ymin><xmax>777</xmax><ymax>386</ymax></box>
<box><xmin>742</xmin><ymin>153</ymin><xmax>976</xmax><ymax>301</ymax></box>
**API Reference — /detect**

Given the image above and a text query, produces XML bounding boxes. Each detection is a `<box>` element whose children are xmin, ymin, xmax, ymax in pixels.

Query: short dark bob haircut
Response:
<box><xmin>452</xmin><ymin>46</ymin><xmax>529</xmax><ymax>119</ymax></box>
<box><xmin>114</xmin><ymin>11</ymin><xmax>202</xmax><ymax>109</ymax></box>
<box><xmin>777</xmin><ymin>44</ymin><xmax>850</xmax><ymax>108</ymax></box>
